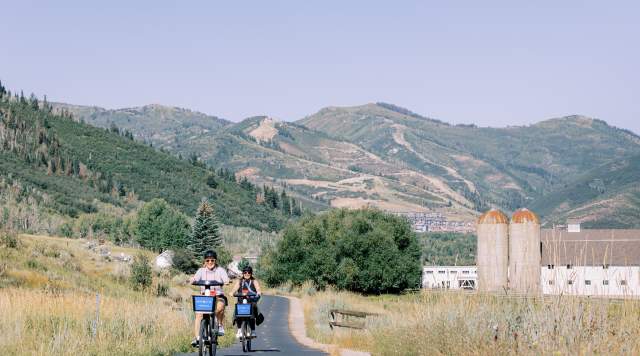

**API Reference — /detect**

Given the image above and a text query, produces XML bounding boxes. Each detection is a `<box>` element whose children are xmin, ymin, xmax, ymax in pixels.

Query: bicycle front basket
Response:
<box><xmin>235</xmin><ymin>303</ymin><xmax>252</xmax><ymax>316</ymax></box>
<box><xmin>192</xmin><ymin>295</ymin><xmax>216</xmax><ymax>313</ymax></box>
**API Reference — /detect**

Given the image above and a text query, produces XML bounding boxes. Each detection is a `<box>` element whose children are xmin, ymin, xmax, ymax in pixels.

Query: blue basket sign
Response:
<box><xmin>193</xmin><ymin>295</ymin><xmax>216</xmax><ymax>313</ymax></box>
<box><xmin>236</xmin><ymin>303</ymin><xmax>252</xmax><ymax>316</ymax></box>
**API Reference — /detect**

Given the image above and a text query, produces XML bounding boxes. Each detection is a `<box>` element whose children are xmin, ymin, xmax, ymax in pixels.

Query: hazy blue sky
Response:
<box><xmin>2</xmin><ymin>1</ymin><xmax>639</xmax><ymax>133</ymax></box>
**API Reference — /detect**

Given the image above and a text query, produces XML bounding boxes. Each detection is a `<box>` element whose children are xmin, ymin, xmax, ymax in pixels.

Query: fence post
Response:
<box><xmin>92</xmin><ymin>293</ymin><xmax>100</xmax><ymax>338</ymax></box>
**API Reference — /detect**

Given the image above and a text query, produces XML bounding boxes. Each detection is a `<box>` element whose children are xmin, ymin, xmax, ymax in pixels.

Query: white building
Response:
<box><xmin>422</xmin><ymin>227</ymin><xmax>640</xmax><ymax>297</ymax></box>
<box><xmin>541</xmin><ymin>227</ymin><xmax>640</xmax><ymax>297</ymax></box>
<box><xmin>422</xmin><ymin>266</ymin><xmax>477</xmax><ymax>290</ymax></box>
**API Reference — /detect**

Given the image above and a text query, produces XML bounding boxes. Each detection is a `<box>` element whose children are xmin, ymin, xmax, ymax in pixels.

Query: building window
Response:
<box><xmin>603</xmin><ymin>264</ymin><xmax>609</xmax><ymax>269</ymax></box>
<box><xmin>462</xmin><ymin>271</ymin><xmax>469</xmax><ymax>274</ymax></box>
<box><xmin>566</xmin><ymin>264</ymin><xmax>573</xmax><ymax>269</ymax></box>
<box><xmin>548</xmin><ymin>280</ymin><xmax>554</xmax><ymax>285</ymax></box>
<box><xmin>426</xmin><ymin>271</ymin><xmax>433</xmax><ymax>274</ymax></box>
<box><xmin>585</xmin><ymin>280</ymin><xmax>591</xmax><ymax>285</ymax></box>
<box><xmin>547</xmin><ymin>264</ymin><xmax>554</xmax><ymax>269</ymax></box>
<box><xmin>603</xmin><ymin>280</ymin><xmax>609</xmax><ymax>285</ymax></box>
<box><xmin>568</xmin><ymin>280</ymin><xmax>574</xmax><ymax>285</ymax></box>
<box><xmin>621</xmin><ymin>280</ymin><xmax>628</xmax><ymax>286</ymax></box>
<box><xmin>450</xmin><ymin>271</ymin><xmax>457</xmax><ymax>274</ymax></box>
<box><xmin>438</xmin><ymin>271</ymin><xmax>445</xmax><ymax>274</ymax></box>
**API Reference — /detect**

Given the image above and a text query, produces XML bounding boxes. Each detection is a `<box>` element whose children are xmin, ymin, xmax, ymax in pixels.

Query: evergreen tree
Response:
<box><xmin>189</xmin><ymin>199</ymin><xmax>221</xmax><ymax>257</ymax></box>
<box><xmin>281</xmin><ymin>190</ymin><xmax>290</xmax><ymax>215</ymax></box>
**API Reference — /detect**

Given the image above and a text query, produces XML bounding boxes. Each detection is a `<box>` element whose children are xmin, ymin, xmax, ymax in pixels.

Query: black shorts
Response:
<box><xmin>218</xmin><ymin>294</ymin><xmax>228</xmax><ymax>306</ymax></box>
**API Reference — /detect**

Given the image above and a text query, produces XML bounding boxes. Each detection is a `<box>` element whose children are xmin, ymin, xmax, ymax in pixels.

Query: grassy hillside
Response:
<box><xmin>299</xmin><ymin>103</ymin><xmax>640</xmax><ymax>224</ymax></box>
<box><xmin>0</xmin><ymin>88</ymin><xmax>288</xmax><ymax>232</ymax></box>
<box><xmin>59</xmin><ymin>96</ymin><xmax>640</xmax><ymax>227</ymax></box>
<box><xmin>530</xmin><ymin>154</ymin><xmax>640</xmax><ymax>228</ymax></box>
<box><xmin>0</xmin><ymin>232</ymin><xmax>242</xmax><ymax>355</ymax></box>
<box><xmin>52</xmin><ymin>102</ymin><xmax>231</xmax><ymax>150</ymax></box>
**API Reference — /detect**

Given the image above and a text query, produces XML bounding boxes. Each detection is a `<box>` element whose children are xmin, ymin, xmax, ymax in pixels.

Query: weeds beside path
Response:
<box><xmin>281</xmin><ymin>286</ymin><xmax>640</xmax><ymax>355</ymax></box>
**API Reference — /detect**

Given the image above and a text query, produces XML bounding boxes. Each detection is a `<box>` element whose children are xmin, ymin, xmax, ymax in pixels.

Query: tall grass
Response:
<box><xmin>302</xmin><ymin>289</ymin><xmax>640</xmax><ymax>355</ymax></box>
<box><xmin>0</xmin><ymin>233</ymin><xmax>238</xmax><ymax>355</ymax></box>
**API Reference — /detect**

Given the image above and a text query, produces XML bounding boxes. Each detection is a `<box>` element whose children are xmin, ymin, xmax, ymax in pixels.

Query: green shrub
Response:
<box><xmin>262</xmin><ymin>208</ymin><xmax>422</xmax><ymax>294</ymax></box>
<box><xmin>58</xmin><ymin>222</ymin><xmax>74</xmax><ymax>238</ymax></box>
<box><xmin>0</xmin><ymin>230</ymin><xmax>19</xmax><ymax>249</ymax></box>
<box><xmin>136</xmin><ymin>199</ymin><xmax>190</xmax><ymax>252</ymax></box>
<box><xmin>172</xmin><ymin>248</ymin><xmax>198</xmax><ymax>274</ymax></box>
<box><xmin>130</xmin><ymin>253</ymin><xmax>152</xmax><ymax>290</ymax></box>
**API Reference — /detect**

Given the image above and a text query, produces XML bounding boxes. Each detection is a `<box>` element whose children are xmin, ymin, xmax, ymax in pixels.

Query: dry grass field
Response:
<box><xmin>286</xmin><ymin>285</ymin><xmax>640</xmax><ymax>355</ymax></box>
<box><xmin>0</xmin><ymin>232</ymin><xmax>238</xmax><ymax>355</ymax></box>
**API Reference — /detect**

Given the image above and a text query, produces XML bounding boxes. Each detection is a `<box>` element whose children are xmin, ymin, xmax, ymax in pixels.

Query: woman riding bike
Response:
<box><xmin>231</xmin><ymin>265</ymin><xmax>262</xmax><ymax>338</ymax></box>
<box><xmin>189</xmin><ymin>250</ymin><xmax>230</xmax><ymax>347</ymax></box>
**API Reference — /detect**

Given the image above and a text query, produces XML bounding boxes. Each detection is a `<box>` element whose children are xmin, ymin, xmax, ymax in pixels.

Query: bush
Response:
<box><xmin>136</xmin><ymin>199</ymin><xmax>190</xmax><ymax>252</ymax></box>
<box><xmin>172</xmin><ymin>248</ymin><xmax>198</xmax><ymax>274</ymax></box>
<box><xmin>58</xmin><ymin>222</ymin><xmax>74</xmax><ymax>238</ymax></box>
<box><xmin>262</xmin><ymin>208</ymin><xmax>422</xmax><ymax>294</ymax></box>
<box><xmin>130</xmin><ymin>253</ymin><xmax>152</xmax><ymax>290</ymax></box>
<box><xmin>0</xmin><ymin>230</ymin><xmax>19</xmax><ymax>249</ymax></box>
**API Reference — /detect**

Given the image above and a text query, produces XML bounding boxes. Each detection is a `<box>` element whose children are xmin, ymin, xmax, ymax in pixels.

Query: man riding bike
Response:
<box><xmin>190</xmin><ymin>250</ymin><xmax>230</xmax><ymax>347</ymax></box>
<box><xmin>231</xmin><ymin>265</ymin><xmax>262</xmax><ymax>338</ymax></box>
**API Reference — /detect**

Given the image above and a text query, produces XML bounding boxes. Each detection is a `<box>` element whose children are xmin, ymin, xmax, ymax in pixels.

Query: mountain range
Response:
<box><xmin>54</xmin><ymin>101</ymin><xmax>640</xmax><ymax>228</ymax></box>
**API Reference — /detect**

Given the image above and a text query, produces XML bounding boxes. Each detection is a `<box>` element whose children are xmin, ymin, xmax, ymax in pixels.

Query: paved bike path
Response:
<box><xmin>177</xmin><ymin>295</ymin><xmax>327</xmax><ymax>356</ymax></box>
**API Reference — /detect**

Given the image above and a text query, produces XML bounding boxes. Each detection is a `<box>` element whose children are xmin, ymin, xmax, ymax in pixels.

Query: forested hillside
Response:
<box><xmin>58</xmin><ymin>99</ymin><xmax>640</xmax><ymax>227</ymax></box>
<box><xmin>0</xmin><ymin>82</ymin><xmax>289</xmax><ymax>233</ymax></box>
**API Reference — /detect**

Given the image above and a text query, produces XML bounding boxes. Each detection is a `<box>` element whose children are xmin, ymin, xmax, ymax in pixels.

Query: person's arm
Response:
<box><xmin>253</xmin><ymin>280</ymin><xmax>262</xmax><ymax>295</ymax></box>
<box><xmin>190</xmin><ymin>268</ymin><xmax>202</xmax><ymax>283</ymax></box>
<box><xmin>230</xmin><ymin>279</ymin><xmax>239</xmax><ymax>294</ymax></box>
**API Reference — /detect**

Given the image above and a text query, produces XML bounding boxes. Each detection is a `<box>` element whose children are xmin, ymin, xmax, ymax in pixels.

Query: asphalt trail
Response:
<box><xmin>177</xmin><ymin>295</ymin><xmax>327</xmax><ymax>356</ymax></box>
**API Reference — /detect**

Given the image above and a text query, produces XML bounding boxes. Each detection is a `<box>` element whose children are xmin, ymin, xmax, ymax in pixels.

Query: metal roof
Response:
<box><xmin>541</xmin><ymin>229</ymin><xmax>640</xmax><ymax>266</ymax></box>
<box><xmin>477</xmin><ymin>208</ymin><xmax>508</xmax><ymax>224</ymax></box>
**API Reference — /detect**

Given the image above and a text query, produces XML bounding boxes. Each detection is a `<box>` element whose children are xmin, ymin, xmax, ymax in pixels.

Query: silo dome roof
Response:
<box><xmin>477</xmin><ymin>208</ymin><xmax>508</xmax><ymax>224</ymax></box>
<box><xmin>511</xmin><ymin>208</ymin><xmax>540</xmax><ymax>224</ymax></box>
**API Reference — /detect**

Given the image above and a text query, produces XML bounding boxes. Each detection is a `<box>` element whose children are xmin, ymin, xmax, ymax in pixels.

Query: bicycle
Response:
<box><xmin>233</xmin><ymin>291</ymin><xmax>260</xmax><ymax>353</ymax></box>
<box><xmin>192</xmin><ymin>280</ymin><xmax>225</xmax><ymax>356</ymax></box>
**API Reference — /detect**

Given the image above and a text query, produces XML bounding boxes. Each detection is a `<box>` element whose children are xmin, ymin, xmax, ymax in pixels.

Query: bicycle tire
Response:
<box><xmin>246</xmin><ymin>321</ymin><xmax>252</xmax><ymax>352</ymax></box>
<box><xmin>241</xmin><ymin>320</ymin><xmax>248</xmax><ymax>352</ymax></box>
<box><xmin>209</xmin><ymin>316</ymin><xmax>218</xmax><ymax>356</ymax></box>
<box><xmin>199</xmin><ymin>317</ymin><xmax>208</xmax><ymax>356</ymax></box>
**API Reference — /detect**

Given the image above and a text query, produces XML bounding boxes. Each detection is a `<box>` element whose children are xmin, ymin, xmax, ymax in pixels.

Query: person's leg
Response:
<box><xmin>215</xmin><ymin>299</ymin><xmax>225</xmax><ymax>330</ymax></box>
<box><xmin>194</xmin><ymin>313</ymin><xmax>203</xmax><ymax>338</ymax></box>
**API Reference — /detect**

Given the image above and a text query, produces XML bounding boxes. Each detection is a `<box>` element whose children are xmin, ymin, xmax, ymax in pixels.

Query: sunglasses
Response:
<box><xmin>243</xmin><ymin>271</ymin><xmax>251</xmax><ymax>274</ymax></box>
<box><xmin>205</xmin><ymin>259</ymin><xmax>215</xmax><ymax>262</ymax></box>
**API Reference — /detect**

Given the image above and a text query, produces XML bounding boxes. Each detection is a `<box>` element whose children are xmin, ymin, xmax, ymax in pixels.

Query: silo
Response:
<box><xmin>509</xmin><ymin>208</ymin><xmax>541</xmax><ymax>295</ymax></box>
<box><xmin>476</xmin><ymin>208</ymin><xmax>509</xmax><ymax>292</ymax></box>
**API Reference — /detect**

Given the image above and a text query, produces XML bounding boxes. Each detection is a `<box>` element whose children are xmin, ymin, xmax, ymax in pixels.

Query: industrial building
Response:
<box><xmin>421</xmin><ymin>209</ymin><xmax>640</xmax><ymax>298</ymax></box>
<box><xmin>421</xmin><ymin>266</ymin><xmax>477</xmax><ymax>290</ymax></box>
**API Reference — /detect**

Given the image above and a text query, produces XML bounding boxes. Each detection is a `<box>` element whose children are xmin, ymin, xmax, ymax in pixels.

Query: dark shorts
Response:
<box><xmin>219</xmin><ymin>294</ymin><xmax>228</xmax><ymax>306</ymax></box>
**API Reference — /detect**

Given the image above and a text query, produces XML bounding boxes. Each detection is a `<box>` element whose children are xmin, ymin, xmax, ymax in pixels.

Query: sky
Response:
<box><xmin>2</xmin><ymin>1</ymin><xmax>639</xmax><ymax>133</ymax></box>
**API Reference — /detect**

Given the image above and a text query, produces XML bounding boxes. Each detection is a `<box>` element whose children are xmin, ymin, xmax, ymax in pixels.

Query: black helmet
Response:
<box><xmin>242</xmin><ymin>265</ymin><xmax>253</xmax><ymax>274</ymax></box>
<box><xmin>204</xmin><ymin>250</ymin><xmax>217</xmax><ymax>259</ymax></box>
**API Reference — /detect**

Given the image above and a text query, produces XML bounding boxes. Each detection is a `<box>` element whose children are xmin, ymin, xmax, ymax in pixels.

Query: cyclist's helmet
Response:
<box><xmin>242</xmin><ymin>265</ymin><xmax>253</xmax><ymax>274</ymax></box>
<box><xmin>204</xmin><ymin>250</ymin><xmax>217</xmax><ymax>260</ymax></box>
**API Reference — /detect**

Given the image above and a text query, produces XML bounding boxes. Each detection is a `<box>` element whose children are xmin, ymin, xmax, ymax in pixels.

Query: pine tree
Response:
<box><xmin>188</xmin><ymin>200</ymin><xmax>221</xmax><ymax>257</ymax></box>
<box><xmin>281</xmin><ymin>190</ymin><xmax>290</xmax><ymax>215</ymax></box>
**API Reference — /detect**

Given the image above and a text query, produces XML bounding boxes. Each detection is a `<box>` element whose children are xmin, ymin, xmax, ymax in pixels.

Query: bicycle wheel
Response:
<box><xmin>199</xmin><ymin>317</ymin><xmax>208</xmax><ymax>356</ymax></box>
<box><xmin>246</xmin><ymin>321</ymin><xmax>252</xmax><ymax>352</ymax></box>
<box><xmin>241</xmin><ymin>320</ymin><xmax>248</xmax><ymax>352</ymax></box>
<box><xmin>209</xmin><ymin>316</ymin><xmax>218</xmax><ymax>356</ymax></box>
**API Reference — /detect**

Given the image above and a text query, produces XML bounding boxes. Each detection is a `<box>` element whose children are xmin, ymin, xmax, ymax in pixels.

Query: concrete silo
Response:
<box><xmin>509</xmin><ymin>208</ymin><xmax>541</xmax><ymax>295</ymax></box>
<box><xmin>476</xmin><ymin>208</ymin><xmax>509</xmax><ymax>292</ymax></box>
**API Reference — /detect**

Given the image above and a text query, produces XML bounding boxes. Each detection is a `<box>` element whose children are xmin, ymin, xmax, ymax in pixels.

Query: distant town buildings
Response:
<box><xmin>393</xmin><ymin>212</ymin><xmax>475</xmax><ymax>233</ymax></box>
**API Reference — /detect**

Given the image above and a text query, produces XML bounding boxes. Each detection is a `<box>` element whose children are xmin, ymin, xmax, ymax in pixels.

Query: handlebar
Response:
<box><xmin>192</xmin><ymin>280</ymin><xmax>225</xmax><ymax>287</ymax></box>
<box><xmin>233</xmin><ymin>292</ymin><xmax>259</xmax><ymax>298</ymax></box>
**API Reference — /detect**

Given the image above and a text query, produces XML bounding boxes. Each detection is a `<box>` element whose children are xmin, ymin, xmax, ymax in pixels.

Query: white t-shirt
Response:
<box><xmin>193</xmin><ymin>266</ymin><xmax>229</xmax><ymax>295</ymax></box>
